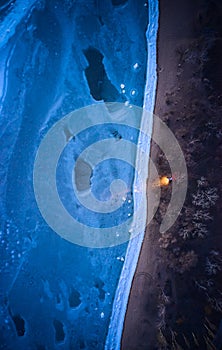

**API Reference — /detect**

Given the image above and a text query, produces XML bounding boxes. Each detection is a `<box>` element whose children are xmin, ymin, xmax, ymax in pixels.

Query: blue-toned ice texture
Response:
<box><xmin>0</xmin><ymin>0</ymin><xmax>148</xmax><ymax>349</ymax></box>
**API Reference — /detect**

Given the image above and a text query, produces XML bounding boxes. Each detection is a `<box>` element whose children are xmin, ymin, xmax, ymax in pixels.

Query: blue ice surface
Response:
<box><xmin>56</xmin><ymin>124</ymin><xmax>141</xmax><ymax>228</ymax></box>
<box><xmin>0</xmin><ymin>0</ymin><xmax>156</xmax><ymax>349</ymax></box>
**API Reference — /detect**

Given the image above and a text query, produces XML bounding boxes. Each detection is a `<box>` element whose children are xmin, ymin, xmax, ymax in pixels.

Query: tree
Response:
<box><xmin>193</xmin><ymin>210</ymin><xmax>213</xmax><ymax>222</ymax></box>
<box><xmin>159</xmin><ymin>232</ymin><xmax>177</xmax><ymax>249</ymax></box>
<box><xmin>192</xmin><ymin>187</ymin><xmax>219</xmax><ymax>209</ymax></box>
<box><xmin>205</xmin><ymin>257</ymin><xmax>221</xmax><ymax>276</ymax></box>
<box><xmin>169</xmin><ymin>250</ymin><xmax>198</xmax><ymax>273</ymax></box>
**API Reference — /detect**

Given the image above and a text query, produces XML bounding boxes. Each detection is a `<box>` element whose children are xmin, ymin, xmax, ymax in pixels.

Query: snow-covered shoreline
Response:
<box><xmin>104</xmin><ymin>1</ymin><xmax>159</xmax><ymax>348</ymax></box>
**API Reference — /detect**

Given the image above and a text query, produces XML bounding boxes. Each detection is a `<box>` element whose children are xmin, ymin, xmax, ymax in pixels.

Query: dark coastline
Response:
<box><xmin>122</xmin><ymin>1</ymin><xmax>222</xmax><ymax>349</ymax></box>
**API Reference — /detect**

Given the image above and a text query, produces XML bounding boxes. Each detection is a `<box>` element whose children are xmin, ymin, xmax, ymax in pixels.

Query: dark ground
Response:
<box><xmin>122</xmin><ymin>0</ymin><xmax>222</xmax><ymax>349</ymax></box>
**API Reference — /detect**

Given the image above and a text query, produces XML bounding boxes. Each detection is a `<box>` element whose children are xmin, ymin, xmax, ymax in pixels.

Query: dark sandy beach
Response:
<box><xmin>122</xmin><ymin>0</ymin><xmax>222</xmax><ymax>349</ymax></box>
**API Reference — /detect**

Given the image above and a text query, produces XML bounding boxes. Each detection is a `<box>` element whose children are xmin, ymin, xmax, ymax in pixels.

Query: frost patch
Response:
<box><xmin>94</xmin><ymin>277</ymin><xmax>105</xmax><ymax>301</ymax></box>
<box><xmin>68</xmin><ymin>288</ymin><xmax>81</xmax><ymax>308</ymax></box>
<box><xmin>84</xmin><ymin>47</ymin><xmax>120</xmax><ymax>102</ymax></box>
<box><xmin>12</xmin><ymin>314</ymin><xmax>25</xmax><ymax>337</ymax></box>
<box><xmin>112</xmin><ymin>0</ymin><xmax>128</xmax><ymax>6</ymax></box>
<box><xmin>53</xmin><ymin>319</ymin><xmax>65</xmax><ymax>343</ymax></box>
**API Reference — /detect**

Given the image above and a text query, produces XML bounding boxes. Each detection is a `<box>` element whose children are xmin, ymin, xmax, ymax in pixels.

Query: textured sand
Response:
<box><xmin>121</xmin><ymin>1</ymin><xmax>204</xmax><ymax>349</ymax></box>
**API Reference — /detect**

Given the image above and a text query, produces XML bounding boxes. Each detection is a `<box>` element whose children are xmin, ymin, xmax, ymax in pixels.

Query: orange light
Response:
<box><xmin>152</xmin><ymin>176</ymin><xmax>171</xmax><ymax>188</ymax></box>
<box><xmin>159</xmin><ymin>176</ymin><xmax>170</xmax><ymax>186</ymax></box>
